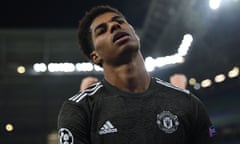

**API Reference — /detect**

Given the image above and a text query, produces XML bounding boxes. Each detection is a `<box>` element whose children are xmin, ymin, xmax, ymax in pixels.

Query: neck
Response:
<box><xmin>103</xmin><ymin>52</ymin><xmax>151</xmax><ymax>93</ymax></box>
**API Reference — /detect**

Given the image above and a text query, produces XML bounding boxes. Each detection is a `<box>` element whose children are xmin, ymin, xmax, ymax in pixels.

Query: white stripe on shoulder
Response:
<box><xmin>154</xmin><ymin>77</ymin><xmax>190</xmax><ymax>94</ymax></box>
<box><xmin>68</xmin><ymin>82</ymin><xmax>103</xmax><ymax>103</ymax></box>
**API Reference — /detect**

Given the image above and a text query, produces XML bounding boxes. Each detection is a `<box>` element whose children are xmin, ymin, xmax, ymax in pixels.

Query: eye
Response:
<box><xmin>116</xmin><ymin>19</ymin><xmax>125</xmax><ymax>24</ymax></box>
<box><xmin>96</xmin><ymin>27</ymin><xmax>106</xmax><ymax>36</ymax></box>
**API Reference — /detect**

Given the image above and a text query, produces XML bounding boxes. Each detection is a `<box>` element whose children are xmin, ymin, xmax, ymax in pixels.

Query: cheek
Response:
<box><xmin>129</xmin><ymin>26</ymin><xmax>140</xmax><ymax>41</ymax></box>
<box><xmin>94</xmin><ymin>37</ymin><xmax>111</xmax><ymax>56</ymax></box>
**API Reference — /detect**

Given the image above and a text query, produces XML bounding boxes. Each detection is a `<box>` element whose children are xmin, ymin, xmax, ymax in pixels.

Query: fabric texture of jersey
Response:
<box><xmin>58</xmin><ymin>77</ymin><xmax>216</xmax><ymax>144</ymax></box>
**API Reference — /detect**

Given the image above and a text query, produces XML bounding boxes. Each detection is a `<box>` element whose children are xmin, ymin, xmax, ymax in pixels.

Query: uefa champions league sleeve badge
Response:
<box><xmin>156</xmin><ymin>111</ymin><xmax>180</xmax><ymax>134</ymax></box>
<box><xmin>58</xmin><ymin>128</ymin><xmax>74</xmax><ymax>144</ymax></box>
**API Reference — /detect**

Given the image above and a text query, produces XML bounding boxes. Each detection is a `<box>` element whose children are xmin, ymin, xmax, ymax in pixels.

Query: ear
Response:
<box><xmin>90</xmin><ymin>50</ymin><xmax>102</xmax><ymax>65</ymax></box>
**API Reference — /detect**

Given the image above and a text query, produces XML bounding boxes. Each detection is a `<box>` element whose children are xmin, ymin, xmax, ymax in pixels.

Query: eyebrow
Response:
<box><xmin>93</xmin><ymin>15</ymin><xmax>123</xmax><ymax>33</ymax></box>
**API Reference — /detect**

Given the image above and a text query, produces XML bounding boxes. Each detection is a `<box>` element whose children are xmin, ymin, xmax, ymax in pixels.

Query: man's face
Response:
<box><xmin>89</xmin><ymin>12</ymin><xmax>140</xmax><ymax>66</ymax></box>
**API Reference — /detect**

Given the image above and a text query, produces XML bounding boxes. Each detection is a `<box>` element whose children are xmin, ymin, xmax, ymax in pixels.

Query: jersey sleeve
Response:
<box><xmin>190</xmin><ymin>94</ymin><xmax>217</xmax><ymax>144</ymax></box>
<box><xmin>57</xmin><ymin>99</ymin><xmax>91</xmax><ymax>144</ymax></box>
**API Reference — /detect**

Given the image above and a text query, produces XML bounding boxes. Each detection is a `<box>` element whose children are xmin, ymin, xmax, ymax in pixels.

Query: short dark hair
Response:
<box><xmin>77</xmin><ymin>5</ymin><xmax>125</xmax><ymax>61</ymax></box>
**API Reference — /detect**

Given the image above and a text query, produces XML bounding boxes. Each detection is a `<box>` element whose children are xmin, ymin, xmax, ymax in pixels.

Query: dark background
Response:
<box><xmin>0</xmin><ymin>0</ymin><xmax>239</xmax><ymax>143</ymax></box>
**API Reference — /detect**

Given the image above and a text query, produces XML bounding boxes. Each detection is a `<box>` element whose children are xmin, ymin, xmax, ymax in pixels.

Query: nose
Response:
<box><xmin>110</xmin><ymin>22</ymin><xmax>121</xmax><ymax>33</ymax></box>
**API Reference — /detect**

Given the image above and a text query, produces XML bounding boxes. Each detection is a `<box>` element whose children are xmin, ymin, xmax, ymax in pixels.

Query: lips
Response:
<box><xmin>113</xmin><ymin>31</ymin><xmax>130</xmax><ymax>43</ymax></box>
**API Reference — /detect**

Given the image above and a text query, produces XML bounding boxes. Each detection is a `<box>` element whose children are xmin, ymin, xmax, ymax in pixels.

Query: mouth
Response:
<box><xmin>113</xmin><ymin>31</ymin><xmax>130</xmax><ymax>43</ymax></box>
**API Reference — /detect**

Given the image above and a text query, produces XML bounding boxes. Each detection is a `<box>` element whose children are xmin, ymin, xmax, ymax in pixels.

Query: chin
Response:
<box><xmin>120</xmin><ymin>45</ymin><xmax>139</xmax><ymax>58</ymax></box>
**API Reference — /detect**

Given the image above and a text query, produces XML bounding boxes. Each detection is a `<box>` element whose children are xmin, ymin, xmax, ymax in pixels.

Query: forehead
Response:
<box><xmin>90</xmin><ymin>12</ymin><xmax>123</xmax><ymax>31</ymax></box>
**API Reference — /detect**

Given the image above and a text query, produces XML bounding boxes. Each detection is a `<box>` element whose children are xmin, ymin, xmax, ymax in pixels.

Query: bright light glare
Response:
<box><xmin>48</xmin><ymin>63</ymin><xmax>75</xmax><ymax>72</ymax></box>
<box><xmin>189</xmin><ymin>78</ymin><xmax>197</xmax><ymax>86</ymax></box>
<box><xmin>94</xmin><ymin>64</ymin><xmax>103</xmax><ymax>71</ymax></box>
<box><xmin>209</xmin><ymin>0</ymin><xmax>222</xmax><ymax>10</ymax></box>
<box><xmin>17</xmin><ymin>66</ymin><xmax>26</xmax><ymax>74</ymax></box>
<box><xmin>33</xmin><ymin>62</ymin><xmax>104</xmax><ymax>73</ymax></box>
<box><xmin>145</xmin><ymin>55</ymin><xmax>184</xmax><ymax>72</ymax></box>
<box><xmin>144</xmin><ymin>33</ymin><xmax>192</xmax><ymax>71</ymax></box>
<box><xmin>201</xmin><ymin>79</ymin><xmax>212</xmax><ymax>88</ymax></box>
<box><xmin>214</xmin><ymin>74</ymin><xmax>226</xmax><ymax>83</ymax></box>
<box><xmin>228</xmin><ymin>66</ymin><xmax>239</xmax><ymax>78</ymax></box>
<box><xmin>178</xmin><ymin>34</ymin><xmax>193</xmax><ymax>56</ymax></box>
<box><xmin>33</xmin><ymin>63</ymin><xmax>47</xmax><ymax>72</ymax></box>
<box><xmin>76</xmin><ymin>62</ymin><xmax>94</xmax><ymax>71</ymax></box>
<box><xmin>5</xmin><ymin>123</ymin><xmax>14</xmax><ymax>132</ymax></box>
<box><xmin>145</xmin><ymin>57</ymin><xmax>155</xmax><ymax>72</ymax></box>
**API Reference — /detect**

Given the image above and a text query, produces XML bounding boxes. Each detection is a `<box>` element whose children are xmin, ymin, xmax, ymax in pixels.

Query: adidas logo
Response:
<box><xmin>99</xmin><ymin>120</ymin><xmax>118</xmax><ymax>135</ymax></box>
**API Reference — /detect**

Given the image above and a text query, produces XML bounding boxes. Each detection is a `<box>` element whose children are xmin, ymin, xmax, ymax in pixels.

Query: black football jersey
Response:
<box><xmin>58</xmin><ymin>77</ymin><xmax>216</xmax><ymax>144</ymax></box>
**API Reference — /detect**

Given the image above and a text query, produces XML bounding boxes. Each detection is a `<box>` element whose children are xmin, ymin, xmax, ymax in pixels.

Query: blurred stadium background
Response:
<box><xmin>0</xmin><ymin>0</ymin><xmax>239</xmax><ymax>143</ymax></box>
